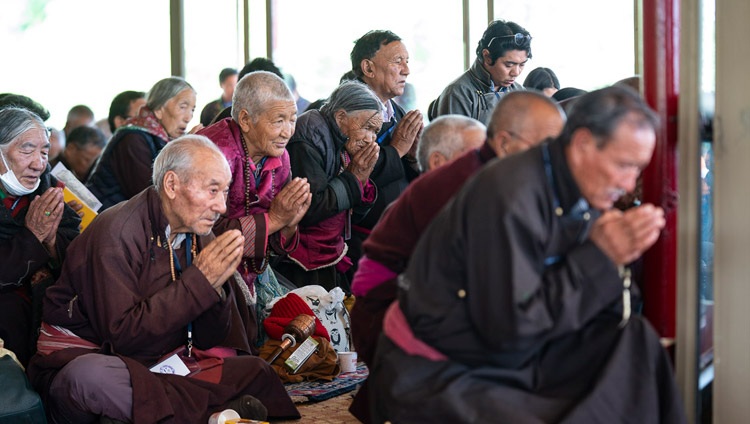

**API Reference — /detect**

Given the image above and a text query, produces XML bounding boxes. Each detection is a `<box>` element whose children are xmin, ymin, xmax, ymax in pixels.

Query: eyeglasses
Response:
<box><xmin>487</xmin><ymin>33</ymin><xmax>532</xmax><ymax>49</ymax></box>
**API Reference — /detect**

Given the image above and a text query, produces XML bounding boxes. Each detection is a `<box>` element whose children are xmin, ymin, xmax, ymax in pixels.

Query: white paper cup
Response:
<box><xmin>208</xmin><ymin>409</ymin><xmax>241</xmax><ymax>424</ymax></box>
<box><xmin>338</xmin><ymin>351</ymin><xmax>358</xmax><ymax>373</ymax></box>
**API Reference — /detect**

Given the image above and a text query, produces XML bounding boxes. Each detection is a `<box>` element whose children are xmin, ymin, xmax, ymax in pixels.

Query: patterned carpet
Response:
<box><xmin>272</xmin><ymin>362</ymin><xmax>367</xmax><ymax>423</ymax></box>
<box><xmin>285</xmin><ymin>362</ymin><xmax>368</xmax><ymax>403</ymax></box>
<box><xmin>274</xmin><ymin>391</ymin><xmax>360</xmax><ymax>423</ymax></box>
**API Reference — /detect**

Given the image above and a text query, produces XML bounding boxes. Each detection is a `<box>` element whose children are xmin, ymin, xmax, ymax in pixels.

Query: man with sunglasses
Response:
<box><xmin>429</xmin><ymin>19</ymin><xmax>532</xmax><ymax>125</ymax></box>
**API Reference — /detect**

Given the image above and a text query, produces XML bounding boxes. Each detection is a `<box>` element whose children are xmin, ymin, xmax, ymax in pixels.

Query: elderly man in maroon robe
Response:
<box><xmin>27</xmin><ymin>135</ymin><xmax>299</xmax><ymax>423</ymax></box>
<box><xmin>369</xmin><ymin>86</ymin><xmax>686</xmax><ymax>423</ymax></box>
<box><xmin>348</xmin><ymin>90</ymin><xmax>566</xmax><ymax>422</ymax></box>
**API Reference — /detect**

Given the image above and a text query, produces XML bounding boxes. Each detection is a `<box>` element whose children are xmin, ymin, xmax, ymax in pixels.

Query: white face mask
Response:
<box><xmin>0</xmin><ymin>149</ymin><xmax>40</xmax><ymax>196</ymax></box>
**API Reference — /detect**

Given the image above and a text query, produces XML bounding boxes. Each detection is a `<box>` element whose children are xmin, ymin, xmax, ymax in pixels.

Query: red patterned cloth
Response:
<box><xmin>125</xmin><ymin>106</ymin><xmax>170</xmax><ymax>143</ymax></box>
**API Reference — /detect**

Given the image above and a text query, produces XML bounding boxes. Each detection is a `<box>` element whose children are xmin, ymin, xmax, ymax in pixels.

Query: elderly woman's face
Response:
<box><xmin>241</xmin><ymin>99</ymin><xmax>297</xmax><ymax>163</ymax></box>
<box><xmin>0</xmin><ymin>126</ymin><xmax>49</xmax><ymax>189</ymax></box>
<box><xmin>337</xmin><ymin>110</ymin><xmax>383</xmax><ymax>153</ymax></box>
<box><xmin>154</xmin><ymin>88</ymin><xmax>196</xmax><ymax>139</ymax></box>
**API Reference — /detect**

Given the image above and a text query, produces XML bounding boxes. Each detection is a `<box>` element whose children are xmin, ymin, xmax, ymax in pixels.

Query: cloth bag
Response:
<box><xmin>267</xmin><ymin>285</ymin><xmax>352</xmax><ymax>352</ymax></box>
<box><xmin>260</xmin><ymin>293</ymin><xmax>340</xmax><ymax>382</ymax></box>
<box><xmin>0</xmin><ymin>355</ymin><xmax>47</xmax><ymax>423</ymax></box>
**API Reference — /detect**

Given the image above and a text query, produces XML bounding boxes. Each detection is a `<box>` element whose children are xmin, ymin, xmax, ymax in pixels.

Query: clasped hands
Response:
<box><xmin>590</xmin><ymin>204</ymin><xmax>666</xmax><ymax>266</ymax></box>
<box><xmin>25</xmin><ymin>187</ymin><xmax>65</xmax><ymax>256</ymax></box>
<box><xmin>267</xmin><ymin>177</ymin><xmax>312</xmax><ymax>238</ymax></box>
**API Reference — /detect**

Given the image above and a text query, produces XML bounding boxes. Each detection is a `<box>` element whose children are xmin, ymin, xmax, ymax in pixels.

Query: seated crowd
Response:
<box><xmin>0</xmin><ymin>20</ymin><xmax>686</xmax><ymax>424</ymax></box>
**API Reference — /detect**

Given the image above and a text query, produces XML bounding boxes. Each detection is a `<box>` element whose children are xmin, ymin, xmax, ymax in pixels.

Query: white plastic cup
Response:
<box><xmin>338</xmin><ymin>351</ymin><xmax>358</xmax><ymax>373</ymax></box>
<box><xmin>208</xmin><ymin>409</ymin><xmax>241</xmax><ymax>424</ymax></box>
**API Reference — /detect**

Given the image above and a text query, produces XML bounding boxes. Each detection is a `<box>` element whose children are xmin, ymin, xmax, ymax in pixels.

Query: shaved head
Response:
<box><xmin>487</xmin><ymin>91</ymin><xmax>566</xmax><ymax>156</ymax></box>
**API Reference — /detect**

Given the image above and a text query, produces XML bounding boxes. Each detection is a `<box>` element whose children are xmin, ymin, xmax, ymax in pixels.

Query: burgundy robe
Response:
<box><xmin>350</xmin><ymin>142</ymin><xmax>497</xmax><ymax>365</ymax></box>
<box><xmin>348</xmin><ymin>142</ymin><xmax>496</xmax><ymax>423</ymax></box>
<box><xmin>27</xmin><ymin>188</ymin><xmax>299</xmax><ymax>423</ymax></box>
<box><xmin>369</xmin><ymin>139</ymin><xmax>686</xmax><ymax>423</ymax></box>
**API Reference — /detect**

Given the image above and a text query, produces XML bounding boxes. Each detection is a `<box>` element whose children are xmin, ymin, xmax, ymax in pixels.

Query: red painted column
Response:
<box><xmin>640</xmin><ymin>0</ymin><xmax>680</xmax><ymax>339</ymax></box>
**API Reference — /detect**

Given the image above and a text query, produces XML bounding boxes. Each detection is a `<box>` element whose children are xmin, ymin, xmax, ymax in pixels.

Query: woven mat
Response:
<box><xmin>285</xmin><ymin>362</ymin><xmax>368</xmax><ymax>403</ymax></box>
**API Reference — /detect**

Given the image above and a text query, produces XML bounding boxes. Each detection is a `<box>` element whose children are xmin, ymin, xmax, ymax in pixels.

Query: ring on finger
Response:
<box><xmin>44</xmin><ymin>211</ymin><xmax>51</xmax><ymax>216</ymax></box>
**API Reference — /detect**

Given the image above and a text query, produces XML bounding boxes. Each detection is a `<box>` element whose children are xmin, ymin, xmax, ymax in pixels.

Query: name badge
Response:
<box><xmin>149</xmin><ymin>353</ymin><xmax>191</xmax><ymax>376</ymax></box>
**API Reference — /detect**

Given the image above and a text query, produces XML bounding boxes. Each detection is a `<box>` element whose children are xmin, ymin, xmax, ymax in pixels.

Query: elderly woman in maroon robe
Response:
<box><xmin>28</xmin><ymin>135</ymin><xmax>299</xmax><ymax>423</ymax></box>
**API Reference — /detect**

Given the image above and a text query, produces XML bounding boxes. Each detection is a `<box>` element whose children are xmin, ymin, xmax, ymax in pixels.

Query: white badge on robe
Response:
<box><xmin>149</xmin><ymin>353</ymin><xmax>191</xmax><ymax>376</ymax></box>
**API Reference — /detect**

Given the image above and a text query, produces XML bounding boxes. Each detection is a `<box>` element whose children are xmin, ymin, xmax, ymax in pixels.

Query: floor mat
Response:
<box><xmin>285</xmin><ymin>362</ymin><xmax>368</xmax><ymax>403</ymax></box>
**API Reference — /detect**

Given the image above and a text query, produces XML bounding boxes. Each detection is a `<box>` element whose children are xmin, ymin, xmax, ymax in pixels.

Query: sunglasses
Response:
<box><xmin>487</xmin><ymin>33</ymin><xmax>532</xmax><ymax>49</ymax></box>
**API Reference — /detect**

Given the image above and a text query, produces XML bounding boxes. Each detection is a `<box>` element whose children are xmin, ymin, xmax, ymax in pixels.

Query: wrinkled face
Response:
<box><xmin>0</xmin><ymin>126</ymin><xmax>49</xmax><ymax>189</ymax></box>
<box><xmin>242</xmin><ymin>99</ymin><xmax>297</xmax><ymax>162</ymax></box>
<box><xmin>154</xmin><ymin>88</ymin><xmax>196</xmax><ymax>139</ymax></box>
<box><xmin>64</xmin><ymin>143</ymin><xmax>102</xmax><ymax>180</ymax></box>
<box><xmin>168</xmin><ymin>151</ymin><xmax>230</xmax><ymax>236</ymax></box>
<box><xmin>483</xmin><ymin>49</ymin><xmax>528</xmax><ymax>89</ymax></box>
<box><xmin>570</xmin><ymin>118</ymin><xmax>656</xmax><ymax>210</ymax></box>
<box><xmin>336</xmin><ymin>109</ymin><xmax>383</xmax><ymax>154</ymax></box>
<box><xmin>362</xmin><ymin>41</ymin><xmax>410</xmax><ymax>101</ymax></box>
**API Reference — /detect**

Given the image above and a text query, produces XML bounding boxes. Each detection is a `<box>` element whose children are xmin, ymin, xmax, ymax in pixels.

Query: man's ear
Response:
<box><xmin>163</xmin><ymin>170</ymin><xmax>180</xmax><ymax>200</ymax></box>
<box><xmin>482</xmin><ymin>49</ymin><xmax>491</xmax><ymax>66</ymax></box>
<box><xmin>361</xmin><ymin>59</ymin><xmax>375</xmax><ymax>78</ymax></box>
<box><xmin>488</xmin><ymin>130</ymin><xmax>512</xmax><ymax>156</ymax></box>
<box><xmin>428</xmin><ymin>151</ymin><xmax>448</xmax><ymax>171</ymax></box>
<box><xmin>570</xmin><ymin>128</ymin><xmax>595</xmax><ymax>152</ymax></box>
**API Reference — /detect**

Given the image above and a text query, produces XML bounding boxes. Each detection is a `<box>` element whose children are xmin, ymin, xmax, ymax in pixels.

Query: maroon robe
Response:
<box><xmin>350</xmin><ymin>142</ymin><xmax>497</xmax><ymax>364</ymax></box>
<box><xmin>348</xmin><ymin>143</ymin><xmax>496</xmax><ymax>422</ymax></box>
<box><xmin>27</xmin><ymin>188</ymin><xmax>299</xmax><ymax>423</ymax></box>
<box><xmin>369</xmin><ymin>139</ymin><xmax>686</xmax><ymax>423</ymax></box>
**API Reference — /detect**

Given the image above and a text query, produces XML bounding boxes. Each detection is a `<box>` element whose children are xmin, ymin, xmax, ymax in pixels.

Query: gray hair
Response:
<box><xmin>0</xmin><ymin>107</ymin><xmax>47</xmax><ymax>151</ymax></box>
<box><xmin>416</xmin><ymin>115</ymin><xmax>485</xmax><ymax>172</ymax></box>
<box><xmin>146</xmin><ymin>77</ymin><xmax>195</xmax><ymax>111</ymax></box>
<box><xmin>319</xmin><ymin>81</ymin><xmax>383</xmax><ymax>117</ymax></box>
<box><xmin>152</xmin><ymin>134</ymin><xmax>229</xmax><ymax>192</ymax></box>
<box><xmin>231</xmin><ymin>71</ymin><xmax>295</xmax><ymax>123</ymax></box>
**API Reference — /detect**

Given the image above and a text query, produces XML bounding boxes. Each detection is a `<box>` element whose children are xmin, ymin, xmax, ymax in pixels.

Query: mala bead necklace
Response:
<box><xmin>167</xmin><ymin>234</ymin><xmax>197</xmax><ymax>283</ymax></box>
<box><xmin>240</xmin><ymin>133</ymin><xmax>272</xmax><ymax>274</ymax></box>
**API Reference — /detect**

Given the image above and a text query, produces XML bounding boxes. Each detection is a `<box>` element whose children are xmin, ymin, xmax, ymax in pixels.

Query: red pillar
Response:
<box><xmin>640</xmin><ymin>0</ymin><xmax>680</xmax><ymax>339</ymax></box>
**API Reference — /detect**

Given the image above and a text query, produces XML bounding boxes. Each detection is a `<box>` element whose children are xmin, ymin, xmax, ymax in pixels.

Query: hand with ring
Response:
<box><xmin>26</xmin><ymin>187</ymin><xmax>65</xmax><ymax>247</ymax></box>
